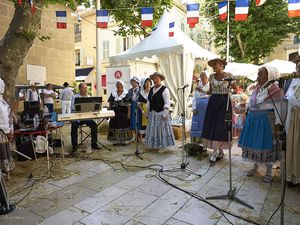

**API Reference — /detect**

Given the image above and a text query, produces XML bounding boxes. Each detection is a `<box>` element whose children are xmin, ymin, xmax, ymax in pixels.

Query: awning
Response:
<box><xmin>75</xmin><ymin>67</ymin><xmax>94</xmax><ymax>77</ymax></box>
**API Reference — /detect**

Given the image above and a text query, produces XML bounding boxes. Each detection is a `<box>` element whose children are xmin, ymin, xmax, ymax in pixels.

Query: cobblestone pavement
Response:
<box><xmin>1</xmin><ymin>125</ymin><xmax>300</xmax><ymax>225</ymax></box>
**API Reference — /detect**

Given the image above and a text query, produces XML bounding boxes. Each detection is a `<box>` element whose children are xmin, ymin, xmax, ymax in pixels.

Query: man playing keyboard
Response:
<box><xmin>71</xmin><ymin>83</ymin><xmax>101</xmax><ymax>154</ymax></box>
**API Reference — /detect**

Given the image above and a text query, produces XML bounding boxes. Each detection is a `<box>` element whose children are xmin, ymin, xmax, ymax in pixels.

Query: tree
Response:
<box><xmin>101</xmin><ymin>0</ymin><xmax>172</xmax><ymax>38</ymax></box>
<box><xmin>203</xmin><ymin>0</ymin><xmax>300</xmax><ymax>64</ymax></box>
<box><xmin>0</xmin><ymin>0</ymin><xmax>170</xmax><ymax>103</ymax></box>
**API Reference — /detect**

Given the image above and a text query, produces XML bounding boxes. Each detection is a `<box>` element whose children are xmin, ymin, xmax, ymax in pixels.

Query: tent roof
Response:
<box><xmin>225</xmin><ymin>62</ymin><xmax>259</xmax><ymax>81</ymax></box>
<box><xmin>110</xmin><ymin>11</ymin><xmax>218</xmax><ymax>64</ymax></box>
<box><xmin>263</xmin><ymin>59</ymin><xmax>296</xmax><ymax>74</ymax></box>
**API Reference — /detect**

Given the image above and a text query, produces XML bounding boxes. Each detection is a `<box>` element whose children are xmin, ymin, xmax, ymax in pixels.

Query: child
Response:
<box><xmin>233</xmin><ymin>93</ymin><xmax>249</xmax><ymax>138</ymax></box>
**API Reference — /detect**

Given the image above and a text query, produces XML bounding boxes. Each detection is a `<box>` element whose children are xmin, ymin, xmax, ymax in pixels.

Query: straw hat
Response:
<box><xmin>208</xmin><ymin>58</ymin><xmax>227</xmax><ymax>68</ymax></box>
<box><xmin>240</xmin><ymin>93</ymin><xmax>249</xmax><ymax>103</ymax></box>
<box><xmin>150</xmin><ymin>72</ymin><xmax>165</xmax><ymax>81</ymax></box>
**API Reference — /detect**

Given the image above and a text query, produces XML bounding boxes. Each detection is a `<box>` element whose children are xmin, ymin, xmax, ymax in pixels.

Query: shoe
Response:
<box><xmin>209</xmin><ymin>149</ymin><xmax>219</xmax><ymax>164</ymax></box>
<box><xmin>216</xmin><ymin>151</ymin><xmax>224</xmax><ymax>161</ymax></box>
<box><xmin>91</xmin><ymin>144</ymin><xmax>102</xmax><ymax>150</ymax></box>
<box><xmin>246</xmin><ymin>169</ymin><xmax>257</xmax><ymax>177</ymax></box>
<box><xmin>263</xmin><ymin>175</ymin><xmax>273</xmax><ymax>183</ymax></box>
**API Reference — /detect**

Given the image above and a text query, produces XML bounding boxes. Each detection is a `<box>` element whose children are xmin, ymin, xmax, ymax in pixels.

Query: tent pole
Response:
<box><xmin>226</xmin><ymin>0</ymin><xmax>230</xmax><ymax>62</ymax></box>
<box><xmin>96</xmin><ymin>0</ymin><xmax>102</xmax><ymax>97</ymax></box>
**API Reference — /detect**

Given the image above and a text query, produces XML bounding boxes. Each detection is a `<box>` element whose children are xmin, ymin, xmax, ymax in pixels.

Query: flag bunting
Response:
<box><xmin>288</xmin><ymin>0</ymin><xmax>300</xmax><ymax>17</ymax></box>
<box><xmin>56</xmin><ymin>11</ymin><xmax>67</xmax><ymax>29</ymax></box>
<box><xmin>235</xmin><ymin>0</ymin><xmax>250</xmax><ymax>21</ymax></box>
<box><xmin>218</xmin><ymin>1</ymin><xmax>227</xmax><ymax>21</ymax></box>
<box><xmin>186</xmin><ymin>3</ymin><xmax>199</xmax><ymax>27</ymax></box>
<box><xmin>96</xmin><ymin>9</ymin><xmax>109</xmax><ymax>29</ymax></box>
<box><xmin>169</xmin><ymin>21</ymin><xmax>175</xmax><ymax>37</ymax></box>
<box><xmin>141</xmin><ymin>7</ymin><xmax>153</xmax><ymax>27</ymax></box>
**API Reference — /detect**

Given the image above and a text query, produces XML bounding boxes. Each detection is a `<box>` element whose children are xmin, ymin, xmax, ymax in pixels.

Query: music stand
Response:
<box><xmin>206</xmin><ymin>79</ymin><xmax>253</xmax><ymax>209</ymax></box>
<box><xmin>74</xmin><ymin>97</ymin><xmax>102</xmax><ymax>112</ymax></box>
<box><xmin>0</xmin><ymin>170</ymin><xmax>15</xmax><ymax>215</ymax></box>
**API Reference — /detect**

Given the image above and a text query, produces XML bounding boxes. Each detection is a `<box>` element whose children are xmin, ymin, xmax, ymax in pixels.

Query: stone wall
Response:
<box><xmin>0</xmin><ymin>0</ymin><xmax>75</xmax><ymax>86</ymax></box>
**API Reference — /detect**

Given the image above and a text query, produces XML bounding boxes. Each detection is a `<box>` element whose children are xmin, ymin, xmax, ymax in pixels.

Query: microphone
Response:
<box><xmin>177</xmin><ymin>84</ymin><xmax>189</xmax><ymax>90</ymax></box>
<box><xmin>221</xmin><ymin>77</ymin><xmax>235</xmax><ymax>82</ymax></box>
<box><xmin>276</xmin><ymin>72</ymin><xmax>300</xmax><ymax>81</ymax></box>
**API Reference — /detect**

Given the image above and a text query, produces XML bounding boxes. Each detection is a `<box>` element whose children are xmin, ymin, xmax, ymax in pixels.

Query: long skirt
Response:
<box><xmin>0</xmin><ymin>132</ymin><xmax>15</xmax><ymax>173</ymax></box>
<box><xmin>202</xmin><ymin>94</ymin><xmax>231</xmax><ymax>149</ymax></box>
<box><xmin>190</xmin><ymin>98</ymin><xmax>209</xmax><ymax>142</ymax></box>
<box><xmin>239</xmin><ymin>110</ymin><xmax>280</xmax><ymax>163</ymax></box>
<box><xmin>145</xmin><ymin>111</ymin><xmax>175</xmax><ymax>149</ymax></box>
<box><xmin>287</xmin><ymin>107</ymin><xmax>300</xmax><ymax>184</ymax></box>
<box><xmin>138</xmin><ymin>103</ymin><xmax>148</xmax><ymax>134</ymax></box>
<box><xmin>108</xmin><ymin>105</ymin><xmax>133</xmax><ymax>145</ymax></box>
<box><xmin>130</xmin><ymin>101</ymin><xmax>141</xmax><ymax>130</ymax></box>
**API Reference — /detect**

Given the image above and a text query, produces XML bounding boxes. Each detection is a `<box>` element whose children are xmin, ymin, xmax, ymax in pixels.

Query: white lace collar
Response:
<box><xmin>112</xmin><ymin>89</ymin><xmax>128</xmax><ymax>101</ymax></box>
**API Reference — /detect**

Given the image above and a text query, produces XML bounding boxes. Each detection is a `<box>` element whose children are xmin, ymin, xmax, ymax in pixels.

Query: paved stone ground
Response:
<box><xmin>1</xmin><ymin>125</ymin><xmax>300</xmax><ymax>225</ymax></box>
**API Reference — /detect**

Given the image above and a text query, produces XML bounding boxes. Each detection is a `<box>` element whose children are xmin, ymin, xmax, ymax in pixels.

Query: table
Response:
<box><xmin>14</xmin><ymin>124</ymin><xmax>64</xmax><ymax>170</ymax></box>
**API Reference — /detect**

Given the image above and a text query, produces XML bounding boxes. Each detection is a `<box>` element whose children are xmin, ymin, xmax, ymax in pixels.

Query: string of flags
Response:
<box><xmin>26</xmin><ymin>0</ymin><xmax>298</xmax><ymax>32</ymax></box>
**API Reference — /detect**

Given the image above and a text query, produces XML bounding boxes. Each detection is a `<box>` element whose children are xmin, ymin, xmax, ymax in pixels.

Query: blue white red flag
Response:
<box><xmin>96</xmin><ymin>10</ymin><xmax>109</xmax><ymax>28</ymax></box>
<box><xmin>256</xmin><ymin>0</ymin><xmax>266</xmax><ymax>6</ymax></box>
<box><xmin>56</xmin><ymin>11</ymin><xmax>67</xmax><ymax>29</ymax></box>
<box><xmin>28</xmin><ymin>0</ymin><xmax>36</xmax><ymax>14</ymax></box>
<box><xmin>186</xmin><ymin>3</ymin><xmax>199</xmax><ymax>26</ymax></box>
<box><xmin>141</xmin><ymin>7</ymin><xmax>153</xmax><ymax>27</ymax></box>
<box><xmin>288</xmin><ymin>0</ymin><xmax>300</xmax><ymax>17</ymax></box>
<box><xmin>235</xmin><ymin>0</ymin><xmax>250</xmax><ymax>21</ymax></box>
<box><xmin>218</xmin><ymin>1</ymin><xmax>227</xmax><ymax>21</ymax></box>
<box><xmin>18</xmin><ymin>0</ymin><xmax>22</xmax><ymax>6</ymax></box>
<box><xmin>169</xmin><ymin>22</ymin><xmax>175</xmax><ymax>37</ymax></box>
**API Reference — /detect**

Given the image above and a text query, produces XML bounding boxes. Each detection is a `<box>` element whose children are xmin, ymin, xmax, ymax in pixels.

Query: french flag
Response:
<box><xmin>288</xmin><ymin>0</ymin><xmax>300</xmax><ymax>17</ymax></box>
<box><xmin>235</xmin><ymin>0</ymin><xmax>250</xmax><ymax>21</ymax></box>
<box><xmin>169</xmin><ymin>22</ymin><xmax>175</xmax><ymax>37</ymax></box>
<box><xmin>56</xmin><ymin>11</ymin><xmax>67</xmax><ymax>29</ymax></box>
<box><xmin>28</xmin><ymin>0</ymin><xmax>36</xmax><ymax>14</ymax></box>
<box><xmin>141</xmin><ymin>7</ymin><xmax>153</xmax><ymax>27</ymax></box>
<box><xmin>256</xmin><ymin>0</ymin><xmax>266</xmax><ymax>6</ymax></box>
<box><xmin>218</xmin><ymin>1</ymin><xmax>227</xmax><ymax>21</ymax></box>
<box><xmin>96</xmin><ymin>10</ymin><xmax>109</xmax><ymax>28</ymax></box>
<box><xmin>186</xmin><ymin>3</ymin><xmax>199</xmax><ymax>25</ymax></box>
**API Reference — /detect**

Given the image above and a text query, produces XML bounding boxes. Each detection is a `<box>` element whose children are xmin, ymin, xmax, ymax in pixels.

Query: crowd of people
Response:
<box><xmin>0</xmin><ymin>57</ymin><xmax>300</xmax><ymax>189</ymax></box>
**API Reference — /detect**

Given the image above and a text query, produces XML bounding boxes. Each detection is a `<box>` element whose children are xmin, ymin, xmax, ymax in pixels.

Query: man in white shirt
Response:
<box><xmin>59</xmin><ymin>82</ymin><xmax>74</xmax><ymax>114</ymax></box>
<box><xmin>26</xmin><ymin>84</ymin><xmax>40</xmax><ymax>102</ymax></box>
<box><xmin>70</xmin><ymin>83</ymin><xmax>101</xmax><ymax>154</ymax></box>
<box><xmin>43</xmin><ymin>83</ymin><xmax>55</xmax><ymax>113</ymax></box>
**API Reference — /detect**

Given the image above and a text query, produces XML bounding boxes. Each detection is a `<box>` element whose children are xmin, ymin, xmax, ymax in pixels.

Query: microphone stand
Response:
<box><xmin>0</xmin><ymin>170</ymin><xmax>15</xmax><ymax>215</ymax></box>
<box><xmin>178</xmin><ymin>85</ymin><xmax>201</xmax><ymax>176</ymax></box>
<box><xmin>206</xmin><ymin>80</ymin><xmax>253</xmax><ymax>209</ymax></box>
<box><xmin>123</xmin><ymin>102</ymin><xmax>143</xmax><ymax>160</ymax></box>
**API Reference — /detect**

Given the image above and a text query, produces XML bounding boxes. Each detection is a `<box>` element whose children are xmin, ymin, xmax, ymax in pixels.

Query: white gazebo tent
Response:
<box><xmin>224</xmin><ymin>62</ymin><xmax>259</xmax><ymax>81</ymax></box>
<box><xmin>110</xmin><ymin>11</ymin><xmax>218</xmax><ymax>116</ymax></box>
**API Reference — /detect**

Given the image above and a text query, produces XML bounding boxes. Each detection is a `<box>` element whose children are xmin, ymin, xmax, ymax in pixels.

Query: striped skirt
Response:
<box><xmin>0</xmin><ymin>131</ymin><xmax>15</xmax><ymax>172</ymax></box>
<box><xmin>145</xmin><ymin>111</ymin><xmax>175</xmax><ymax>149</ymax></box>
<box><xmin>239</xmin><ymin>109</ymin><xmax>280</xmax><ymax>163</ymax></box>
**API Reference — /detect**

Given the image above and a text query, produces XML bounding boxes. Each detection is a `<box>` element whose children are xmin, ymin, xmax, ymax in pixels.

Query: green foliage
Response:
<box><xmin>101</xmin><ymin>0</ymin><xmax>172</xmax><ymax>37</ymax></box>
<box><xmin>203</xmin><ymin>0</ymin><xmax>300</xmax><ymax>64</ymax></box>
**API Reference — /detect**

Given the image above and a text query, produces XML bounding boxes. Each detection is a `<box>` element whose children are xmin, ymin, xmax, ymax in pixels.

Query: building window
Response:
<box><xmin>75</xmin><ymin>50</ymin><xmax>80</xmax><ymax>66</ymax></box>
<box><xmin>123</xmin><ymin>37</ymin><xmax>132</xmax><ymax>51</ymax></box>
<box><xmin>75</xmin><ymin>23</ymin><xmax>82</xmax><ymax>42</ymax></box>
<box><xmin>293</xmin><ymin>35</ymin><xmax>300</xmax><ymax>44</ymax></box>
<box><xmin>103</xmin><ymin>40</ymin><xmax>110</xmax><ymax>60</ymax></box>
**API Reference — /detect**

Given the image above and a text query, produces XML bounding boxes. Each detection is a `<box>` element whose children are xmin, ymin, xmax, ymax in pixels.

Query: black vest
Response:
<box><xmin>148</xmin><ymin>86</ymin><xmax>166</xmax><ymax>112</ymax></box>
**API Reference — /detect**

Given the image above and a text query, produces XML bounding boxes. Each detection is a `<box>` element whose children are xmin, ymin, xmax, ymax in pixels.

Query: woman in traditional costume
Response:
<box><xmin>107</xmin><ymin>80</ymin><xmax>133</xmax><ymax>145</ymax></box>
<box><xmin>137</xmin><ymin>78</ymin><xmax>152</xmax><ymax>142</ymax></box>
<box><xmin>202</xmin><ymin>58</ymin><xmax>237</xmax><ymax>164</ymax></box>
<box><xmin>0</xmin><ymin>78</ymin><xmax>15</xmax><ymax>180</ymax></box>
<box><xmin>191</xmin><ymin>72</ymin><xmax>210</xmax><ymax>143</ymax></box>
<box><xmin>239</xmin><ymin>66</ymin><xmax>284</xmax><ymax>182</ymax></box>
<box><xmin>145</xmin><ymin>72</ymin><xmax>175</xmax><ymax>149</ymax></box>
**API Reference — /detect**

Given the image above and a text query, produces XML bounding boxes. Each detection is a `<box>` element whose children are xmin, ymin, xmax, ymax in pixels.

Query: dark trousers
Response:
<box><xmin>45</xmin><ymin>103</ymin><xmax>54</xmax><ymax>113</ymax></box>
<box><xmin>71</xmin><ymin>120</ymin><xmax>97</xmax><ymax>147</ymax></box>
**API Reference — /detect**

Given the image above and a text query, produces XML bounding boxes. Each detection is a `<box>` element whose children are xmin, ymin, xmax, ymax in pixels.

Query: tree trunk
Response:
<box><xmin>0</xmin><ymin>2</ymin><xmax>42</xmax><ymax>105</ymax></box>
<box><xmin>236</xmin><ymin>32</ymin><xmax>245</xmax><ymax>60</ymax></box>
